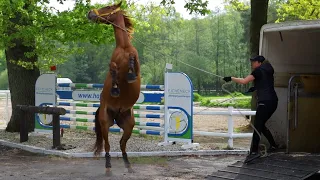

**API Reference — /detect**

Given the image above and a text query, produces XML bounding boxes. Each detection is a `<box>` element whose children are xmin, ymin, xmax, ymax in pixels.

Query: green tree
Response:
<box><xmin>0</xmin><ymin>0</ymin><xmax>115</xmax><ymax>132</ymax></box>
<box><xmin>57</xmin><ymin>42</ymin><xmax>114</xmax><ymax>83</ymax></box>
<box><xmin>131</xmin><ymin>2</ymin><xmax>183</xmax><ymax>85</ymax></box>
<box><xmin>0</xmin><ymin>0</ymin><xmax>274</xmax><ymax>133</ymax></box>
<box><xmin>224</xmin><ymin>0</ymin><xmax>269</xmax><ymax>56</ymax></box>
<box><xmin>160</xmin><ymin>0</ymin><xmax>210</xmax><ymax>15</ymax></box>
<box><xmin>2</xmin><ymin>0</ymin><xmax>41</xmax><ymax>132</ymax></box>
<box><xmin>0</xmin><ymin>51</ymin><xmax>6</xmax><ymax>72</ymax></box>
<box><xmin>250</xmin><ymin>0</ymin><xmax>269</xmax><ymax>57</ymax></box>
<box><xmin>277</xmin><ymin>0</ymin><xmax>320</xmax><ymax>22</ymax></box>
<box><xmin>0</xmin><ymin>69</ymin><xmax>8</xmax><ymax>89</ymax></box>
<box><xmin>0</xmin><ymin>51</ymin><xmax>8</xmax><ymax>89</ymax></box>
<box><xmin>268</xmin><ymin>0</ymin><xmax>285</xmax><ymax>23</ymax></box>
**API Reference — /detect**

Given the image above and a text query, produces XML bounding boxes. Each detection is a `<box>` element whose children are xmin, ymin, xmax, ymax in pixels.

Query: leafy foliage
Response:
<box><xmin>193</xmin><ymin>93</ymin><xmax>202</xmax><ymax>102</ymax></box>
<box><xmin>0</xmin><ymin>69</ymin><xmax>8</xmax><ymax>89</ymax></box>
<box><xmin>0</xmin><ymin>0</ymin><xmax>117</xmax><ymax>71</ymax></box>
<box><xmin>0</xmin><ymin>0</ymin><xmax>316</xmax><ymax>94</ymax></box>
<box><xmin>277</xmin><ymin>0</ymin><xmax>320</xmax><ymax>22</ymax></box>
<box><xmin>0</xmin><ymin>51</ymin><xmax>5</xmax><ymax>72</ymax></box>
<box><xmin>160</xmin><ymin>0</ymin><xmax>210</xmax><ymax>15</ymax></box>
<box><xmin>0</xmin><ymin>0</ymin><xmax>254</xmax><ymax>93</ymax></box>
<box><xmin>225</xmin><ymin>0</ymin><xmax>250</xmax><ymax>11</ymax></box>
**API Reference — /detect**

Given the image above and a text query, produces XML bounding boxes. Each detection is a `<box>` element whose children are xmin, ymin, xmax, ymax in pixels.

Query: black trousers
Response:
<box><xmin>250</xmin><ymin>100</ymin><xmax>278</xmax><ymax>153</ymax></box>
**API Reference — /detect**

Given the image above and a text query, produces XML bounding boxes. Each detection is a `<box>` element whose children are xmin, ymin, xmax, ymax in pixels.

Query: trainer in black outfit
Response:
<box><xmin>223</xmin><ymin>55</ymin><xmax>279</xmax><ymax>159</ymax></box>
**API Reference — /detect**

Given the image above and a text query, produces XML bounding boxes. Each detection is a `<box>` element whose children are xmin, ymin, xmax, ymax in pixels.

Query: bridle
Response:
<box><xmin>90</xmin><ymin>7</ymin><xmax>130</xmax><ymax>35</ymax></box>
<box><xmin>92</xmin><ymin>7</ymin><xmax>121</xmax><ymax>23</ymax></box>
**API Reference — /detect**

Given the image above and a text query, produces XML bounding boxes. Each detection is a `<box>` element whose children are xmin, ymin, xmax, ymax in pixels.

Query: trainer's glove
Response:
<box><xmin>223</xmin><ymin>77</ymin><xmax>232</xmax><ymax>82</ymax></box>
<box><xmin>245</xmin><ymin>87</ymin><xmax>256</xmax><ymax>93</ymax></box>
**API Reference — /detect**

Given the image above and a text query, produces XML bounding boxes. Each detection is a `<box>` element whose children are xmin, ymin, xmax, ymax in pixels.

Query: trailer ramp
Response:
<box><xmin>207</xmin><ymin>153</ymin><xmax>320</xmax><ymax>180</ymax></box>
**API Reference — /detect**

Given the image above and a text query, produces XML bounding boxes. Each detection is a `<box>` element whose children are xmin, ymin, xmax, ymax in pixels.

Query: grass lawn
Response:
<box><xmin>194</xmin><ymin>92</ymin><xmax>252</xmax><ymax>109</ymax></box>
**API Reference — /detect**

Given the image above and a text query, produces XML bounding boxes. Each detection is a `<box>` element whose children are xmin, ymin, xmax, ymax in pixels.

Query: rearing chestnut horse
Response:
<box><xmin>87</xmin><ymin>1</ymin><xmax>140</xmax><ymax>173</ymax></box>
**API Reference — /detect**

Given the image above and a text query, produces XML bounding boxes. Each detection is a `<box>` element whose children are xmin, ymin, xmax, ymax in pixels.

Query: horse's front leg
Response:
<box><xmin>103</xmin><ymin>108</ymin><xmax>115</xmax><ymax>175</ymax></box>
<box><xmin>109</xmin><ymin>62</ymin><xmax>120</xmax><ymax>97</ymax></box>
<box><xmin>127</xmin><ymin>53</ymin><xmax>137</xmax><ymax>83</ymax></box>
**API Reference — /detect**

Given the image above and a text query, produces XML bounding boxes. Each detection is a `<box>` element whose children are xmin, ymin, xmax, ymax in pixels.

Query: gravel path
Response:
<box><xmin>0</xmin><ymin>99</ymin><xmax>252</xmax><ymax>153</ymax></box>
<box><xmin>0</xmin><ymin>144</ymin><xmax>246</xmax><ymax>180</ymax></box>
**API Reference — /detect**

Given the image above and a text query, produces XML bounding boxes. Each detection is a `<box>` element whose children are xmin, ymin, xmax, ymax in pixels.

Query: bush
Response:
<box><xmin>193</xmin><ymin>93</ymin><xmax>202</xmax><ymax>102</ymax></box>
<box><xmin>230</xmin><ymin>91</ymin><xmax>245</xmax><ymax>97</ymax></box>
<box><xmin>0</xmin><ymin>69</ymin><xmax>8</xmax><ymax>89</ymax></box>
<box><xmin>199</xmin><ymin>99</ymin><xmax>211</xmax><ymax>106</ymax></box>
<box><xmin>200</xmin><ymin>98</ymin><xmax>251</xmax><ymax>109</ymax></box>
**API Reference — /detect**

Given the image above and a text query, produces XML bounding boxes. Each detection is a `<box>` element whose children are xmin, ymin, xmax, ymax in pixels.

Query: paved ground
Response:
<box><xmin>0</xmin><ymin>145</ymin><xmax>246</xmax><ymax>180</ymax></box>
<box><xmin>208</xmin><ymin>152</ymin><xmax>320</xmax><ymax>180</ymax></box>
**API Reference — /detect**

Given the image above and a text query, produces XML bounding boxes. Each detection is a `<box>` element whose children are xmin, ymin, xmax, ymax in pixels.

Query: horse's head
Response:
<box><xmin>87</xmin><ymin>1</ymin><xmax>122</xmax><ymax>24</ymax></box>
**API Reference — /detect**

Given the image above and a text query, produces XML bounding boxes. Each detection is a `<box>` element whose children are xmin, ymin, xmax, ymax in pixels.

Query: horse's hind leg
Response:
<box><xmin>127</xmin><ymin>53</ymin><xmax>137</xmax><ymax>83</ymax></box>
<box><xmin>109</xmin><ymin>62</ymin><xmax>120</xmax><ymax>97</ymax></box>
<box><xmin>117</xmin><ymin>109</ymin><xmax>135</xmax><ymax>173</ymax></box>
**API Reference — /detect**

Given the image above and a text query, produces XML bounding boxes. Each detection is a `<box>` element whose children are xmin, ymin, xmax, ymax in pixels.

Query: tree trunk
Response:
<box><xmin>5</xmin><ymin>2</ymin><xmax>40</xmax><ymax>132</ymax></box>
<box><xmin>234</xmin><ymin>22</ymin><xmax>239</xmax><ymax>91</ymax></box>
<box><xmin>197</xmin><ymin>77</ymin><xmax>201</xmax><ymax>94</ymax></box>
<box><xmin>194</xmin><ymin>19</ymin><xmax>202</xmax><ymax>93</ymax></box>
<box><xmin>215</xmin><ymin>12</ymin><xmax>220</xmax><ymax>92</ymax></box>
<box><xmin>250</xmin><ymin>0</ymin><xmax>269</xmax><ymax>123</ymax></box>
<box><xmin>250</xmin><ymin>0</ymin><xmax>269</xmax><ymax>56</ymax></box>
<box><xmin>223</xmin><ymin>16</ymin><xmax>226</xmax><ymax>77</ymax></box>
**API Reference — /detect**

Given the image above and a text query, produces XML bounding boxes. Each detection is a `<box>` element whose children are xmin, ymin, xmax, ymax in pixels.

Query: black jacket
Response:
<box><xmin>251</xmin><ymin>62</ymin><xmax>278</xmax><ymax>102</ymax></box>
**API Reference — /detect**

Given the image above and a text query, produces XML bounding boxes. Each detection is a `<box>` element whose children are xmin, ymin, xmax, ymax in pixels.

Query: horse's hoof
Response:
<box><xmin>110</xmin><ymin>88</ymin><xmax>120</xmax><ymax>97</ymax></box>
<box><xmin>105</xmin><ymin>168</ymin><xmax>112</xmax><ymax>176</ymax></box>
<box><xmin>127</xmin><ymin>72</ymin><xmax>137</xmax><ymax>83</ymax></box>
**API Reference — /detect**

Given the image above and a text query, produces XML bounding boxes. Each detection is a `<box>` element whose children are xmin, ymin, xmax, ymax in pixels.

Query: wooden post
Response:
<box><xmin>17</xmin><ymin>105</ymin><xmax>66</xmax><ymax>148</ymax></box>
<box><xmin>17</xmin><ymin>105</ymin><xmax>66</xmax><ymax>115</ymax></box>
<box><xmin>52</xmin><ymin>114</ymin><xmax>60</xmax><ymax>148</ymax></box>
<box><xmin>20</xmin><ymin>112</ymin><xmax>28</xmax><ymax>143</ymax></box>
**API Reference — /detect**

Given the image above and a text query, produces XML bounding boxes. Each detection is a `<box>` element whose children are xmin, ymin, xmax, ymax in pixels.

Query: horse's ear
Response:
<box><xmin>117</xmin><ymin>1</ymin><xmax>122</xmax><ymax>7</ymax></box>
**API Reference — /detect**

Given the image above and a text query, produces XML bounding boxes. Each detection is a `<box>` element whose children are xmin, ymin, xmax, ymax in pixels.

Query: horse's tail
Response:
<box><xmin>93</xmin><ymin>106</ymin><xmax>103</xmax><ymax>156</ymax></box>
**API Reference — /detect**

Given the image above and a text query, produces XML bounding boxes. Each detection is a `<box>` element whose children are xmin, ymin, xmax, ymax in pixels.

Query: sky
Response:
<box><xmin>48</xmin><ymin>0</ymin><xmax>226</xmax><ymax>19</ymax></box>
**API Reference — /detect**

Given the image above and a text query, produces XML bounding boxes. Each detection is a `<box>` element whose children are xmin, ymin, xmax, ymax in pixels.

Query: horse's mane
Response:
<box><xmin>120</xmin><ymin>10</ymin><xmax>134</xmax><ymax>40</ymax></box>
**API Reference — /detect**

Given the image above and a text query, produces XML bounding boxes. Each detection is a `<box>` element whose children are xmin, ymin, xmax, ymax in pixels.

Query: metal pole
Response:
<box><xmin>164</xmin><ymin>67</ymin><xmax>169</xmax><ymax>144</ymax></box>
<box><xmin>294</xmin><ymin>83</ymin><xmax>299</xmax><ymax>130</ymax></box>
<box><xmin>72</xmin><ymin>104</ymin><xmax>76</xmax><ymax>126</ymax></box>
<box><xmin>287</xmin><ymin>75</ymin><xmax>298</xmax><ymax>154</ymax></box>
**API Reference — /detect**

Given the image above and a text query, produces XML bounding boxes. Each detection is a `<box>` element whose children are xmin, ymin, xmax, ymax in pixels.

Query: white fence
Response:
<box><xmin>194</xmin><ymin>106</ymin><xmax>255</xmax><ymax>148</ymax></box>
<box><xmin>0</xmin><ymin>90</ymin><xmax>255</xmax><ymax>148</ymax></box>
<box><xmin>0</xmin><ymin>90</ymin><xmax>10</xmax><ymax>126</ymax></box>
